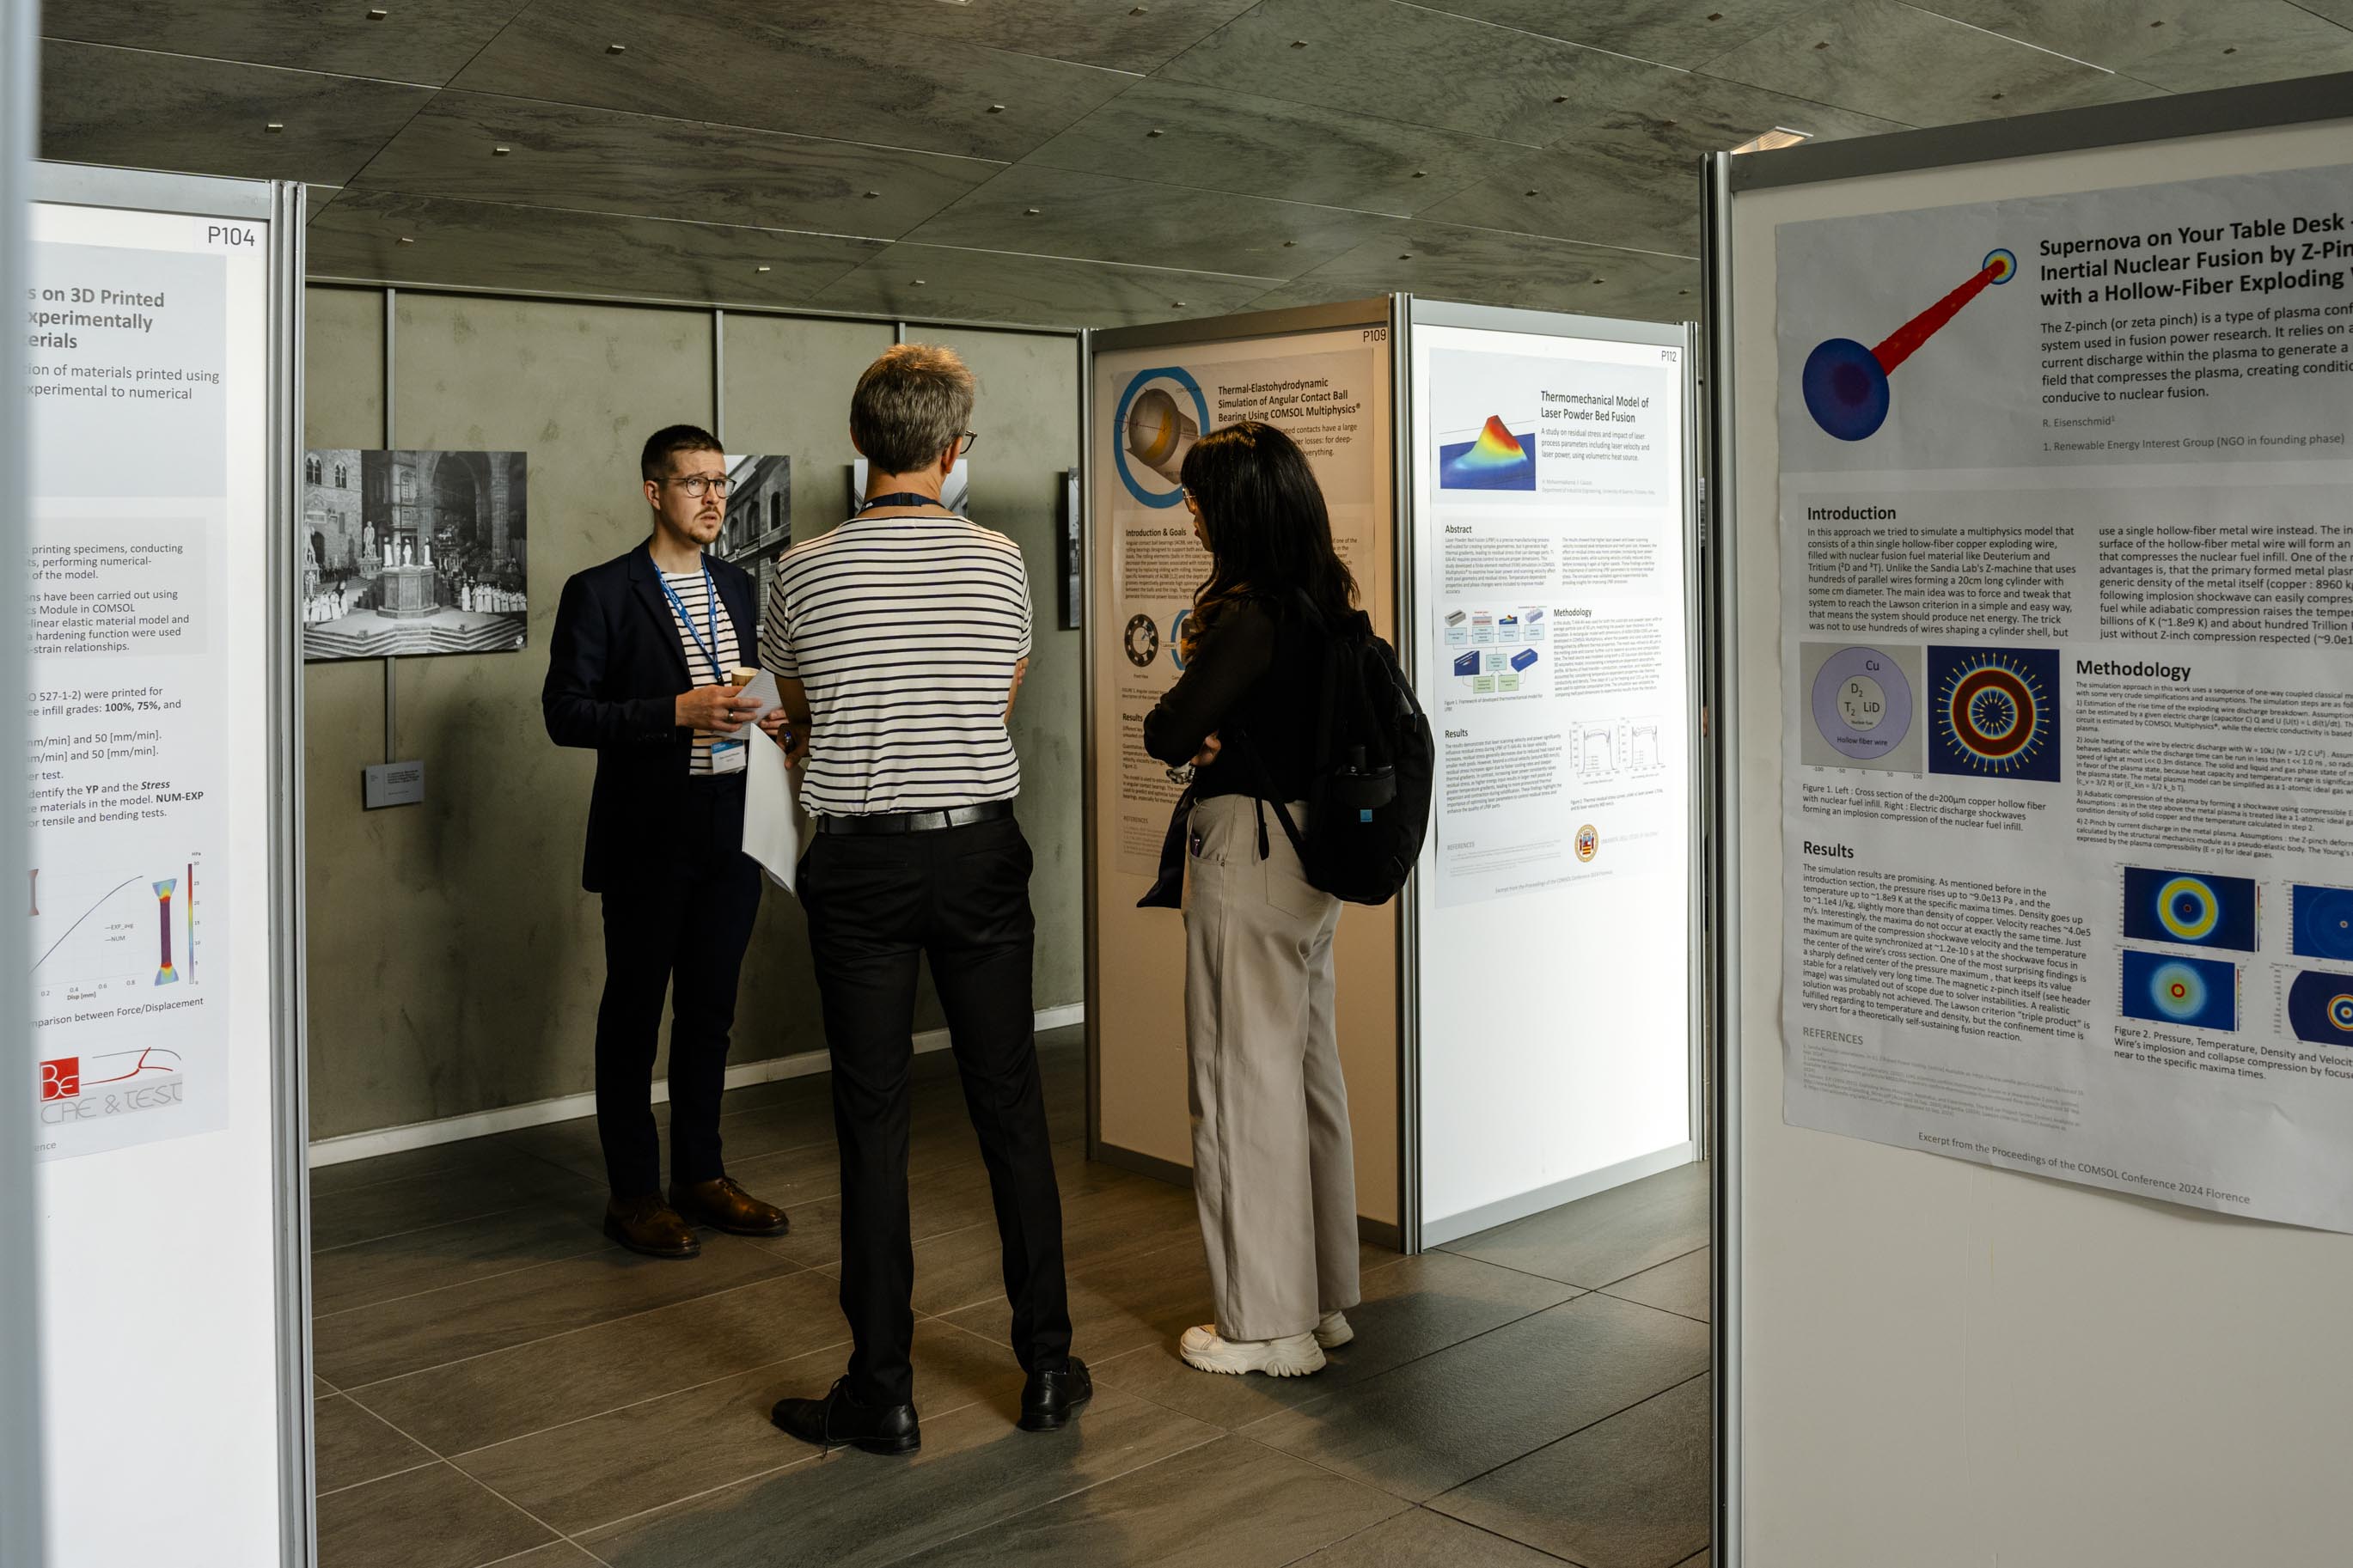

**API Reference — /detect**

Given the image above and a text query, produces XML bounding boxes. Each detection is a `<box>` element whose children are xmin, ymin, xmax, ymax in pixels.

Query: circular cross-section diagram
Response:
<box><xmin>1811</xmin><ymin>646</ymin><xmax>1913</xmax><ymax>760</ymax></box>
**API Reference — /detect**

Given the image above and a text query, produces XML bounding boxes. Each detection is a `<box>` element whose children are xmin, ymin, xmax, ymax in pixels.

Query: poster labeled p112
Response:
<box><xmin>1776</xmin><ymin>162</ymin><xmax>2353</xmax><ymax>1231</ymax></box>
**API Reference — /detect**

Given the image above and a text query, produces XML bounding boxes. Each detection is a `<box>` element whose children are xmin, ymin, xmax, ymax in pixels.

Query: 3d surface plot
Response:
<box><xmin>1803</xmin><ymin>247</ymin><xmax>2015</xmax><ymax>440</ymax></box>
<box><xmin>1439</xmin><ymin>416</ymin><xmax>1537</xmax><ymax>491</ymax></box>
<box><xmin>1928</xmin><ymin>645</ymin><xmax>2060</xmax><ymax>782</ymax></box>
<box><xmin>2121</xmin><ymin>949</ymin><xmax>2235</xmax><ymax>1031</ymax></box>
<box><xmin>2288</xmin><ymin>970</ymin><xmax>2353</xmax><ymax>1046</ymax></box>
<box><xmin>2123</xmin><ymin>868</ymin><xmax>2258</xmax><ymax>952</ymax></box>
<box><xmin>2291</xmin><ymin>884</ymin><xmax>2353</xmax><ymax>961</ymax></box>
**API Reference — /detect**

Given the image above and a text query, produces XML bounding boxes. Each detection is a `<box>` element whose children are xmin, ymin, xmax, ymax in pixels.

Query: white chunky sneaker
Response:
<box><xmin>1313</xmin><ymin>1310</ymin><xmax>1354</xmax><ymax>1349</ymax></box>
<box><xmin>1177</xmin><ymin>1325</ymin><xmax>1327</xmax><ymax>1377</ymax></box>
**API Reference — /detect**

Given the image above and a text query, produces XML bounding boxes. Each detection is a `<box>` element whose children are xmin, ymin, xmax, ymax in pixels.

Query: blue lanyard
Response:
<box><xmin>858</xmin><ymin>491</ymin><xmax>944</xmax><ymax>514</ymax></box>
<box><xmin>657</xmin><ymin>563</ymin><xmax>726</xmax><ymax>684</ymax></box>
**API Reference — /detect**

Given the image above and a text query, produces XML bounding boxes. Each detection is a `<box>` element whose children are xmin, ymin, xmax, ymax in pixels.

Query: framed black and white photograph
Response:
<box><xmin>301</xmin><ymin>448</ymin><xmax>529</xmax><ymax>660</ymax></box>
<box><xmin>718</xmin><ymin>453</ymin><xmax>791</xmax><ymax>641</ymax></box>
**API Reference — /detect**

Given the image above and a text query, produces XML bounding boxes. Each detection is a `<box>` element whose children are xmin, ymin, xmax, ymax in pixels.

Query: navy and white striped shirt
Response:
<box><xmin>760</xmin><ymin>512</ymin><xmax>1031</xmax><ymax>816</ymax></box>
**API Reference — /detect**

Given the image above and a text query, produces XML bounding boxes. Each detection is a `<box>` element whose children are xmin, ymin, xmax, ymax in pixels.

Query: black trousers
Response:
<box><xmin>594</xmin><ymin>774</ymin><xmax>763</xmax><ymax>1199</ymax></box>
<box><xmin>801</xmin><ymin>813</ymin><xmax>1071</xmax><ymax>1406</ymax></box>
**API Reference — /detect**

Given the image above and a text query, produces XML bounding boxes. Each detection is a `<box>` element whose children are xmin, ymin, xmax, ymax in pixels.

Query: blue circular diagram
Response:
<box><xmin>2147</xmin><ymin>959</ymin><xmax>2208</xmax><ymax>1023</ymax></box>
<box><xmin>1113</xmin><ymin>367</ymin><xmax>1210</xmax><ymax>508</ymax></box>
<box><xmin>1800</xmin><ymin>337</ymin><xmax>1891</xmax><ymax>442</ymax></box>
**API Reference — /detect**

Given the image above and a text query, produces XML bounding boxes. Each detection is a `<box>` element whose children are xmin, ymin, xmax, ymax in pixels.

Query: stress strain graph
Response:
<box><xmin>1803</xmin><ymin>247</ymin><xmax>2017</xmax><ymax>440</ymax></box>
<box><xmin>1438</xmin><ymin>415</ymin><xmax>1537</xmax><ymax>491</ymax></box>
<box><xmin>30</xmin><ymin>858</ymin><xmax>206</xmax><ymax>1005</ymax></box>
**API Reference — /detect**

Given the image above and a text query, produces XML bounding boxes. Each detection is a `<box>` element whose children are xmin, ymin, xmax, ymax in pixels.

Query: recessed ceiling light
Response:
<box><xmin>1729</xmin><ymin>126</ymin><xmax>1812</xmax><ymax>155</ymax></box>
<box><xmin>367</xmin><ymin>7</ymin><xmax>388</xmax><ymax>18</ymax></box>
<box><xmin>397</xmin><ymin>236</ymin><xmax>414</xmax><ymax>245</ymax></box>
<box><xmin>606</xmin><ymin>42</ymin><xmax>626</xmax><ymax>54</ymax></box>
<box><xmin>1146</xmin><ymin>128</ymin><xmax>1164</xmax><ymax>137</ymax></box>
<box><xmin>492</xmin><ymin>144</ymin><xmax>511</xmax><ymax>156</ymax></box>
<box><xmin>1291</xmin><ymin>39</ymin><xmax>1307</xmax><ymax>47</ymax></box>
<box><xmin>266</xmin><ymin>121</ymin><xmax>284</xmax><ymax>132</ymax></box>
<box><xmin>865</xmin><ymin>190</ymin><xmax>882</xmax><ymax>198</ymax></box>
<box><xmin>1172</xmin><ymin>300</ymin><xmax>1187</xmax><ymax>307</ymax></box>
<box><xmin>1025</xmin><ymin>207</ymin><xmax>1041</xmax><ymax>215</ymax></box>
<box><xmin>913</xmin><ymin>278</ymin><xmax>926</xmax><ymax>285</ymax></box>
<box><xmin>987</xmin><ymin>104</ymin><xmax>1006</xmax><ymax>113</ymax></box>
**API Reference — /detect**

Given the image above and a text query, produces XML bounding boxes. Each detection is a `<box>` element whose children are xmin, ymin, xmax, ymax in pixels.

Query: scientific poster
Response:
<box><xmin>25</xmin><ymin>203</ymin><xmax>266</xmax><ymax>1161</ymax></box>
<box><xmin>1416</xmin><ymin>332</ymin><xmax>1689</xmax><ymax>909</ymax></box>
<box><xmin>1775</xmin><ymin>162</ymin><xmax>2353</xmax><ymax>1230</ymax></box>
<box><xmin>1093</xmin><ymin>328</ymin><xmax>1386</xmax><ymax>875</ymax></box>
<box><xmin>1408</xmin><ymin>318</ymin><xmax>1696</xmax><ymax>1235</ymax></box>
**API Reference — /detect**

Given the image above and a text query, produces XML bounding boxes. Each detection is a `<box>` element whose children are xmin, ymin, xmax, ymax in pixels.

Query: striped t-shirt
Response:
<box><xmin>760</xmin><ymin>511</ymin><xmax>1031</xmax><ymax>816</ymax></box>
<box><xmin>660</xmin><ymin>565</ymin><xmax>743</xmax><ymax>777</ymax></box>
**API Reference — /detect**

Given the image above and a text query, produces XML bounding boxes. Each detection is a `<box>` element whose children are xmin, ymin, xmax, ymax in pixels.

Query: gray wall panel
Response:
<box><xmin>302</xmin><ymin>289</ymin><xmax>1083</xmax><ymax>1142</ymax></box>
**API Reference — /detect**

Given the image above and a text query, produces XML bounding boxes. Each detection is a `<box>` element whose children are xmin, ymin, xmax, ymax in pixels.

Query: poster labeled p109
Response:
<box><xmin>1776</xmin><ymin>162</ymin><xmax>2353</xmax><ymax>1232</ymax></box>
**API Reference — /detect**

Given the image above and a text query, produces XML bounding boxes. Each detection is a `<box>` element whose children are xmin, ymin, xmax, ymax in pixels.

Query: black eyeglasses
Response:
<box><xmin>957</xmin><ymin>431</ymin><xmax>979</xmax><ymax>456</ymax></box>
<box><xmin>665</xmin><ymin>473</ymin><xmax>732</xmax><ymax>497</ymax></box>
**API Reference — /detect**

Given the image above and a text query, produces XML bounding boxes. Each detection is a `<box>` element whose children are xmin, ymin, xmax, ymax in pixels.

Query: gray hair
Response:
<box><xmin>850</xmin><ymin>343</ymin><xmax>975</xmax><ymax>474</ymax></box>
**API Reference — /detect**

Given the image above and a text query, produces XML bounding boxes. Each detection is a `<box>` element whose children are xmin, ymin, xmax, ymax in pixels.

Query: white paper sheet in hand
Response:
<box><xmin>737</xmin><ymin>668</ymin><xmax>801</xmax><ymax>894</ymax></box>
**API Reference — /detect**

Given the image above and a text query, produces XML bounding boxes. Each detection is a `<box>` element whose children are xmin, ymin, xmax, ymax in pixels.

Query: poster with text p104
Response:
<box><xmin>1776</xmin><ymin>162</ymin><xmax>2353</xmax><ymax>1231</ymax></box>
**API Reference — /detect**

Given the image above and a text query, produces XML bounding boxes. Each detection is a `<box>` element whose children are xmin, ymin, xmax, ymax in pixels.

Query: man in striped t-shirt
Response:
<box><xmin>762</xmin><ymin>345</ymin><xmax>1086</xmax><ymax>1456</ymax></box>
<box><xmin>543</xmin><ymin>424</ymin><xmax>791</xmax><ymax>1261</ymax></box>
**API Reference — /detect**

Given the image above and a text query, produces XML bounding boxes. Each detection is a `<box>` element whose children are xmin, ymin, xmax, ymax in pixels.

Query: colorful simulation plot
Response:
<box><xmin>153</xmin><ymin>878</ymin><xmax>179</xmax><ymax>986</ymax></box>
<box><xmin>2290</xmin><ymin>884</ymin><xmax>2353</xmax><ymax>961</ymax></box>
<box><xmin>1927</xmin><ymin>646</ymin><xmax>2060</xmax><ymax>783</ymax></box>
<box><xmin>2122</xmin><ymin>868</ymin><xmax>2258</xmax><ymax>953</ymax></box>
<box><xmin>1438</xmin><ymin>416</ymin><xmax>1537</xmax><ymax>491</ymax></box>
<box><xmin>2287</xmin><ymin>971</ymin><xmax>2353</xmax><ymax>1046</ymax></box>
<box><xmin>1802</xmin><ymin>247</ymin><xmax>2016</xmax><ymax>441</ymax></box>
<box><xmin>2121</xmin><ymin>949</ymin><xmax>2235</xmax><ymax>1032</ymax></box>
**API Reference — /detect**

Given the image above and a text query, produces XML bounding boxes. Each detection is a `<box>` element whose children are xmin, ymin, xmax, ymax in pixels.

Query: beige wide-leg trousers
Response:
<box><xmin>1183</xmin><ymin>793</ymin><xmax>1361</xmax><ymax>1342</ymax></box>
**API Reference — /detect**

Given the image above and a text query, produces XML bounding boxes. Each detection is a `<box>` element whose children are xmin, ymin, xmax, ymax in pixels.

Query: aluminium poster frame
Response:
<box><xmin>1705</xmin><ymin>69</ymin><xmax>2353</xmax><ymax>1568</ymax></box>
<box><xmin>28</xmin><ymin>161</ymin><xmax>312</xmax><ymax>1566</ymax></box>
<box><xmin>1081</xmin><ymin>296</ymin><xmax>1414</xmax><ymax>1244</ymax></box>
<box><xmin>1399</xmin><ymin>297</ymin><xmax>1705</xmax><ymax>1250</ymax></box>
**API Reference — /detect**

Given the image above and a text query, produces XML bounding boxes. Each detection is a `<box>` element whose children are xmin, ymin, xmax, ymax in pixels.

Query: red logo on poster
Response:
<box><xmin>40</xmin><ymin>1058</ymin><xmax>80</xmax><ymax>1101</ymax></box>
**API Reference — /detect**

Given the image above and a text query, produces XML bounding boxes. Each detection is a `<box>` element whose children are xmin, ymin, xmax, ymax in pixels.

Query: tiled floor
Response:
<box><xmin>309</xmin><ymin>1028</ymin><xmax>1713</xmax><ymax>1568</ymax></box>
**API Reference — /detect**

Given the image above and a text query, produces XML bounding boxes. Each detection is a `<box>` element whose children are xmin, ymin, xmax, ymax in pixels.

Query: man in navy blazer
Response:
<box><xmin>543</xmin><ymin>424</ymin><xmax>790</xmax><ymax>1259</ymax></box>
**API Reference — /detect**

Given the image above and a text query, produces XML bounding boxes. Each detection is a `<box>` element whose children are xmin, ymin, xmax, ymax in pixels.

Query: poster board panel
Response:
<box><xmin>1087</xmin><ymin>304</ymin><xmax>1399</xmax><ymax>1230</ymax></box>
<box><xmin>1719</xmin><ymin>103</ymin><xmax>2353</xmax><ymax>1567</ymax></box>
<box><xmin>1404</xmin><ymin>304</ymin><xmax>1700</xmax><ymax>1244</ymax></box>
<box><xmin>27</xmin><ymin>166</ymin><xmax>308</xmax><ymax>1566</ymax></box>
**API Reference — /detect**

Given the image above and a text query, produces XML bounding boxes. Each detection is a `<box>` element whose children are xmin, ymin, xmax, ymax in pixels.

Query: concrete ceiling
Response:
<box><xmin>37</xmin><ymin>0</ymin><xmax>2353</xmax><ymax>328</ymax></box>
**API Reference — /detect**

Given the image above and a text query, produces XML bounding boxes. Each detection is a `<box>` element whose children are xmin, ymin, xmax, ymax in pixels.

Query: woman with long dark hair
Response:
<box><xmin>1141</xmin><ymin>421</ymin><xmax>1361</xmax><ymax>1378</ymax></box>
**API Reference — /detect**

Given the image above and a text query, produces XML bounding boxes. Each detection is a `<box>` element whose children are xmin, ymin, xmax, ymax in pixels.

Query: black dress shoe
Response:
<box><xmin>602</xmin><ymin>1195</ymin><xmax>700</xmax><ymax>1260</ymax></box>
<box><xmin>669</xmin><ymin>1175</ymin><xmax>790</xmax><ymax>1237</ymax></box>
<box><xmin>771</xmin><ymin>1378</ymin><xmax>920</xmax><ymax>1456</ymax></box>
<box><xmin>1018</xmin><ymin>1357</ymin><xmax>1092</xmax><ymax>1432</ymax></box>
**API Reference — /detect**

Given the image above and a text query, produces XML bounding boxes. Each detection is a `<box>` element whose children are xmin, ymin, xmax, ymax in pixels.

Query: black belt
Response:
<box><xmin>816</xmin><ymin>800</ymin><xmax>1014</xmax><ymax>835</ymax></box>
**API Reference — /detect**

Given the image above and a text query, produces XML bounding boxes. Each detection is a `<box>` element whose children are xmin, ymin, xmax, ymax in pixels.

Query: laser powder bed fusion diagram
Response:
<box><xmin>1802</xmin><ymin>247</ymin><xmax>2017</xmax><ymax>441</ymax></box>
<box><xmin>1437</xmin><ymin>414</ymin><xmax>1537</xmax><ymax>491</ymax></box>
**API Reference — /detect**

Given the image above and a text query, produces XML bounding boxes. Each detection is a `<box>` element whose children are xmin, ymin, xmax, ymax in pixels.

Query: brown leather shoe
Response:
<box><xmin>670</xmin><ymin>1175</ymin><xmax>791</xmax><ymax>1237</ymax></box>
<box><xmin>604</xmin><ymin>1194</ymin><xmax>700</xmax><ymax>1260</ymax></box>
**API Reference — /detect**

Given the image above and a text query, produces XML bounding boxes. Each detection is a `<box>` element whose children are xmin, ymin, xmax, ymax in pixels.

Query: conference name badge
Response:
<box><xmin>710</xmin><ymin>738</ymin><xmax>748</xmax><ymax>774</ymax></box>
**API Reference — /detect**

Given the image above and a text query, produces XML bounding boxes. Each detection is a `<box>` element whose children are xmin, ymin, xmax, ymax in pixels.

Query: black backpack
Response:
<box><xmin>1238</xmin><ymin>601</ymin><xmax>1434</xmax><ymax>906</ymax></box>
